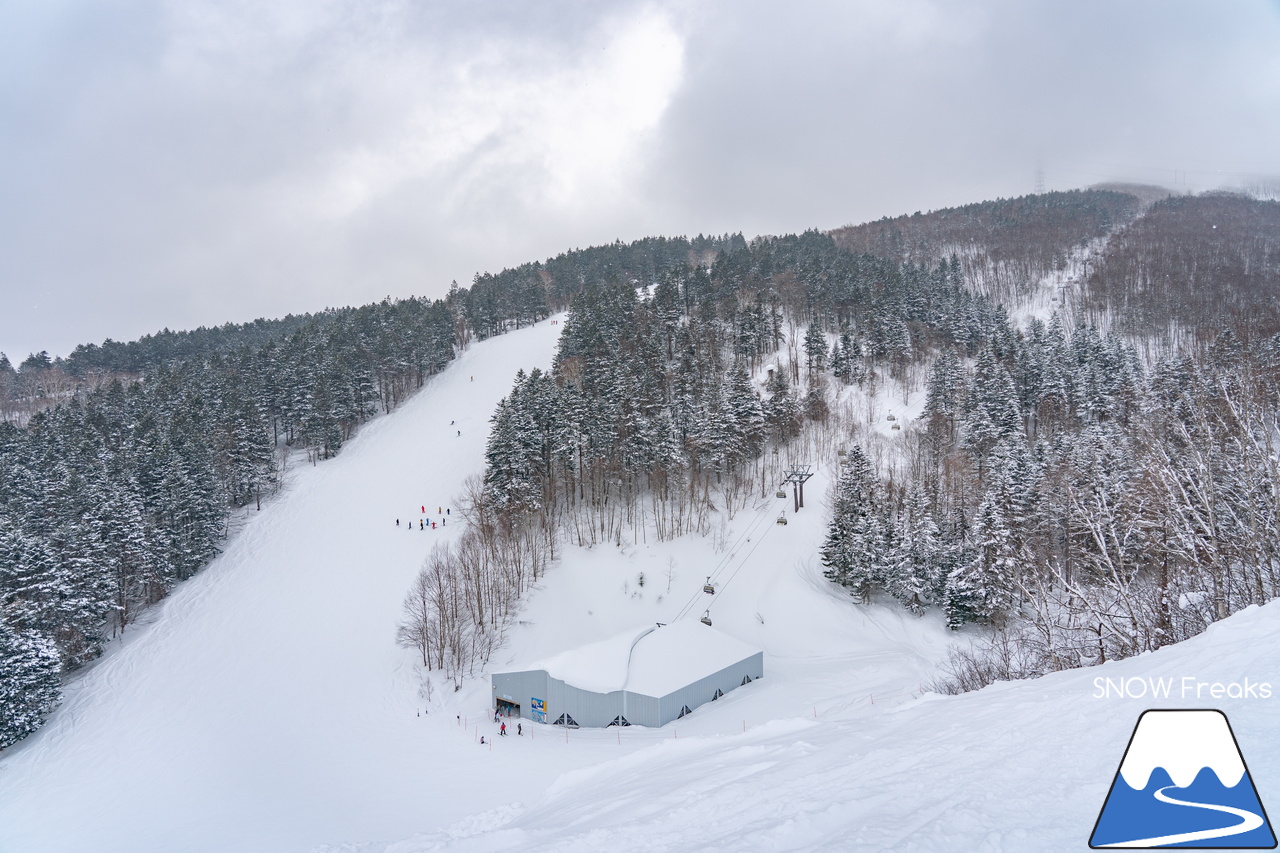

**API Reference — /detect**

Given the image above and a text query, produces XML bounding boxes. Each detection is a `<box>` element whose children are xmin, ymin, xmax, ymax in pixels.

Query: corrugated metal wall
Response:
<box><xmin>492</xmin><ymin>651</ymin><xmax>764</xmax><ymax>729</ymax></box>
<box><xmin>658</xmin><ymin>652</ymin><xmax>764</xmax><ymax>725</ymax></box>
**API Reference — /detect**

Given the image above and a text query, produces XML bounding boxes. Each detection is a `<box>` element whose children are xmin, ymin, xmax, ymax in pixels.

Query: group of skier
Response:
<box><xmin>477</xmin><ymin>710</ymin><xmax>521</xmax><ymax>745</ymax></box>
<box><xmin>394</xmin><ymin>505</ymin><xmax>450</xmax><ymax>531</ymax></box>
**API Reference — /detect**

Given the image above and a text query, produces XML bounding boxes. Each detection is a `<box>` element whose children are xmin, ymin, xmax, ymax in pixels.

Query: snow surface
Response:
<box><xmin>1119</xmin><ymin>710</ymin><xmax>1246</xmax><ymax>789</ymax></box>
<box><xmin>523</xmin><ymin>621</ymin><xmax>761</xmax><ymax>698</ymax></box>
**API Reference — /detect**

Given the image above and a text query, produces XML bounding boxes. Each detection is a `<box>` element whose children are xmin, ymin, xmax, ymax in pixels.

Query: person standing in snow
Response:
<box><xmin>517</xmin><ymin>723</ymin><xmax>522</xmax><ymax>736</ymax></box>
<box><xmin>480</xmin><ymin>736</ymin><xmax>485</xmax><ymax>745</ymax></box>
<box><xmin>500</xmin><ymin>722</ymin><xmax>507</xmax><ymax>737</ymax></box>
<box><xmin>419</xmin><ymin>520</ymin><xmax>424</xmax><ymax>530</ymax></box>
<box><xmin>396</xmin><ymin>519</ymin><xmax>400</xmax><ymax>527</ymax></box>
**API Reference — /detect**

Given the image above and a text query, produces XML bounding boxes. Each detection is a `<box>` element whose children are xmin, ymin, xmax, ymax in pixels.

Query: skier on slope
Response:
<box><xmin>500</xmin><ymin>722</ymin><xmax>507</xmax><ymax>737</ymax></box>
<box><xmin>517</xmin><ymin>723</ymin><xmax>522</xmax><ymax>736</ymax></box>
<box><xmin>396</xmin><ymin>519</ymin><xmax>400</xmax><ymax>527</ymax></box>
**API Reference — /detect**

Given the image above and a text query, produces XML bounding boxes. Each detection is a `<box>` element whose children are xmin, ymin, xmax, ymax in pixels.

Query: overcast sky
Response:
<box><xmin>2</xmin><ymin>0</ymin><xmax>1278</xmax><ymax>360</ymax></box>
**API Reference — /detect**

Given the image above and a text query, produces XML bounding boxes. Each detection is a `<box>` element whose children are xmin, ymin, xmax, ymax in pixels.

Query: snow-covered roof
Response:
<box><xmin>522</xmin><ymin>621</ymin><xmax>761</xmax><ymax>698</ymax></box>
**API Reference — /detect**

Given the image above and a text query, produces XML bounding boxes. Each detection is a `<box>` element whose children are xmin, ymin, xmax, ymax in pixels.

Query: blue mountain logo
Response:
<box><xmin>1091</xmin><ymin>709</ymin><xmax>1276</xmax><ymax>848</ymax></box>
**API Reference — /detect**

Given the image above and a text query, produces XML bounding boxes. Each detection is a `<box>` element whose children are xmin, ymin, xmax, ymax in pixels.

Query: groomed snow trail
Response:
<box><xmin>0</xmin><ymin>321</ymin><xmax>573</xmax><ymax>853</ymax></box>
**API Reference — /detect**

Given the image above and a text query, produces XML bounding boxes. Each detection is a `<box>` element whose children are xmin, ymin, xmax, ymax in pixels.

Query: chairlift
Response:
<box><xmin>700</xmin><ymin>610</ymin><xmax>713</xmax><ymax>626</ymax></box>
<box><xmin>837</xmin><ymin>449</ymin><xmax>847</xmax><ymax>457</ymax></box>
<box><xmin>886</xmin><ymin>414</ymin><xmax>896</xmax><ymax>421</ymax></box>
<box><xmin>775</xmin><ymin>489</ymin><xmax>787</xmax><ymax>499</ymax></box>
<box><xmin>703</xmin><ymin>576</ymin><xmax>716</xmax><ymax>594</ymax></box>
<box><xmin>776</xmin><ymin>512</ymin><xmax>788</xmax><ymax>526</ymax></box>
<box><xmin>891</xmin><ymin>423</ymin><xmax>901</xmax><ymax>431</ymax></box>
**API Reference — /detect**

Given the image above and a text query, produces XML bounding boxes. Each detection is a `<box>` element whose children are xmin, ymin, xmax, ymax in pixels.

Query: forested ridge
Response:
<box><xmin>458</xmin><ymin>189</ymin><xmax>1280</xmax><ymax>695</ymax></box>
<box><xmin>0</xmin><ymin>234</ymin><xmax>738</xmax><ymax>746</ymax></box>
<box><xmin>9</xmin><ymin>186</ymin><xmax>1280</xmax><ymax>747</ymax></box>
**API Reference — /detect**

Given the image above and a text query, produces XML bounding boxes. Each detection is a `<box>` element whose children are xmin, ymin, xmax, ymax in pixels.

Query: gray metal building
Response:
<box><xmin>491</xmin><ymin>622</ymin><xmax>763</xmax><ymax>728</ymax></box>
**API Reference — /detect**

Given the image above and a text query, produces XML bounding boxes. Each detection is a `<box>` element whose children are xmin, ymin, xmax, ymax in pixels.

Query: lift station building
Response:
<box><xmin>490</xmin><ymin>621</ymin><xmax>763</xmax><ymax>728</ymax></box>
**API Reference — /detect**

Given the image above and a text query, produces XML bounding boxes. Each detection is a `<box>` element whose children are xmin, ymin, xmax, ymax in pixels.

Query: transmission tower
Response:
<box><xmin>1034</xmin><ymin>163</ymin><xmax>1045</xmax><ymax>195</ymax></box>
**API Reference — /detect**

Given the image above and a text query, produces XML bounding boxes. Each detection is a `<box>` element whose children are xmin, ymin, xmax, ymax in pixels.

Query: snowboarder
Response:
<box><xmin>419</xmin><ymin>520</ymin><xmax>424</xmax><ymax>530</ymax></box>
<box><xmin>450</xmin><ymin>420</ymin><xmax>455</xmax><ymax>425</ymax></box>
<box><xmin>432</xmin><ymin>521</ymin><xmax>437</xmax><ymax>529</ymax></box>
<box><xmin>421</xmin><ymin>505</ymin><xmax>425</xmax><ymax>513</ymax></box>
<box><xmin>396</xmin><ymin>519</ymin><xmax>400</xmax><ymax>527</ymax></box>
<box><xmin>442</xmin><ymin>518</ymin><xmax>446</xmax><ymax>526</ymax></box>
<box><xmin>447</xmin><ymin>508</ymin><xmax>450</xmax><ymax>515</ymax></box>
<box><xmin>457</xmin><ymin>430</ymin><xmax>461</xmax><ymax>436</ymax></box>
<box><xmin>500</xmin><ymin>722</ymin><xmax>507</xmax><ymax>737</ymax></box>
<box><xmin>479</xmin><ymin>736</ymin><xmax>485</xmax><ymax>745</ymax></box>
<box><xmin>517</xmin><ymin>723</ymin><xmax>522</xmax><ymax>736</ymax></box>
<box><xmin>438</xmin><ymin>506</ymin><xmax>442</xmax><ymax>514</ymax></box>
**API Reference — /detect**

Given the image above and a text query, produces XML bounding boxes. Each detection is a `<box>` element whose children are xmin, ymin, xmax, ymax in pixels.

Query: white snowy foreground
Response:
<box><xmin>347</xmin><ymin>603</ymin><xmax>1280</xmax><ymax>853</ymax></box>
<box><xmin>2</xmin><ymin>314</ymin><xmax>1278</xmax><ymax>852</ymax></box>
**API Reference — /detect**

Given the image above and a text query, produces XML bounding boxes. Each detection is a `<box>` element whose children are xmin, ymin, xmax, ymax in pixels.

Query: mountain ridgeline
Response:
<box><xmin>472</xmin><ymin>189</ymin><xmax>1280</xmax><ymax>695</ymax></box>
<box><xmin>6</xmin><ymin>187</ymin><xmax>1280</xmax><ymax>747</ymax></box>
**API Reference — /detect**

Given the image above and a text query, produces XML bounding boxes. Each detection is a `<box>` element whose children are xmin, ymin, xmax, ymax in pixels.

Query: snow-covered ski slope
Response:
<box><xmin>0</xmin><ymin>315</ymin><xmax>949</xmax><ymax>852</ymax></box>
<box><xmin>0</xmin><ymin>320</ymin><xmax>580</xmax><ymax>852</ymax></box>
<box><xmin>4</xmin><ymin>310</ymin><xmax>1278</xmax><ymax>853</ymax></box>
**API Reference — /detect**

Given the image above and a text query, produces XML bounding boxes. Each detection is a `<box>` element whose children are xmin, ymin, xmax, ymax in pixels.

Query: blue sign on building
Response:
<box><xmin>530</xmin><ymin>697</ymin><xmax>546</xmax><ymax>724</ymax></box>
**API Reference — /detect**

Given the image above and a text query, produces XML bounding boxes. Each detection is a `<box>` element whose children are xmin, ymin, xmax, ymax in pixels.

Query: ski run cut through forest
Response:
<box><xmin>2</xmin><ymin>188</ymin><xmax>1280</xmax><ymax>851</ymax></box>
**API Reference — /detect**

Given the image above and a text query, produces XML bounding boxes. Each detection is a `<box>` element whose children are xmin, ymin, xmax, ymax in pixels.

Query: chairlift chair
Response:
<box><xmin>776</xmin><ymin>512</ymin><xmax>788</xmax><ymax>526</ymax></box>
<box><xmin>700</xmin><ymin>610</ymin><xmax>713</xmax><ymax>626</ymax></box>
<box><xmin>776</xmin><ymin>489</ymin><xmax>787</xmax><ymax>498</ymax></box>
<box><xmin>836</xmin><ymin>449</ymin><xmax>847</xmax><ymax>457</ymax></box>
<box><xmin>703</xmin><ymin>576</ymin><xmax>715</xmax><ymax>594</ymax></box>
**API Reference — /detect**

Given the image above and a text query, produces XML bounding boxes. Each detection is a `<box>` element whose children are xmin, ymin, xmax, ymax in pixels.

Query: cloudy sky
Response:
<box><xmin>2</xmin><ymin>0</ymin><xmax>1278</xmax><ymax>360</ymax></box>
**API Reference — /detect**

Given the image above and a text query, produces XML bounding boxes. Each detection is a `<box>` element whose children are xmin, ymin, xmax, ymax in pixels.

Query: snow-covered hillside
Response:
<box><xmin>0</xmin><ymin>316</ymin><xmax>949</xmax><ymax>853</ymax></box>
<box><xmin>3</xmin><ymin>312</ymin><xmax>1277</xmax><ymax>853</ymax></box>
